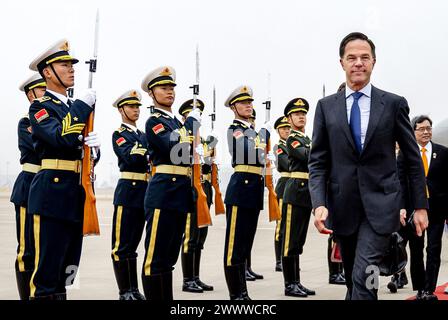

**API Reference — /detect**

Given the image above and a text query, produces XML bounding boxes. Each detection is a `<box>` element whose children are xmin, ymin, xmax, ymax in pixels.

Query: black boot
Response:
<box><xmin>387</xmin><ymin>274</ymin><xmax>399</xmax><ymax>293</ymax></box>
<box><xmin>238</xmin><ymin>263</ymin><xmax>251</xmax><ymax>300</ymax></box>
<box><xmin>274</xmin><ymin>240</ymin><xmax>282</xmax><ymax>272</ymax></box>
<box><xmin>15</xmin><ymin>269</ymin><xmax>32</xmax><ymax>300</ymax></box>
<box><xmin>113</xmin><ymin>258</ymin><xmax>145</xmax><ymax>300</ymax></box>
<box><xmin>397</xmin><ymin>269</ymin><xmax>408</xmax><ymax>288</ymax></box>
<box><xmin>193</xmin><ymin>250</ymin><xmax>213</xmax><ymax>291</ymax></box>
<box><xmin>282</xmin><ymin>256</ymin><xmax>307</xmax><ymax>297</ymax></box>
<box><xmin>246</xmin><ymin>255</ymin><xmax>263</xmax><ymax>280</ymax></box>
<box><xmin>295</xmin><ymin>255</ymin><xmax>315</xmax><ymax>295</ymax></box>
<box><xmin>181</xmin><ymin>252</ymin><xmax>203</xmax><ymax>293</ymax></box>
<box><xmin>225</xmin><ymin>264</ymin><xmax>248</xmax><ymax>300</ymax></box>
<box><xmin>142</xmin><ymin>271</ymin><xmax>173</xmax><ymax>301</ymax></box>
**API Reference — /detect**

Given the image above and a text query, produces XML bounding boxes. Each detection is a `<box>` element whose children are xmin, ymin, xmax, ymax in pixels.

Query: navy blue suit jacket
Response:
<box><xmin>308</xmin><ymin>86</ymin><xmax>428</xmax><ymax>236</ymax></box>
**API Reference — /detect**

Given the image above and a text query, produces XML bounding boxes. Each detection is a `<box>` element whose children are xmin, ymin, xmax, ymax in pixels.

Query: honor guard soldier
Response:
<box><xmin>281</xmin><ymin>98</ymin><xmax>315</xmax><ymax>298</ymax></box>
<box><xmin>27</xmin><ymin>39</ymin><xmax>99</xmax><ymax>299</ymax></box>
<box><xmin>243</xmin><ymin>108</ymin><xmax>264</xmax><ymax>282</ymax></box>
<box><xmin>273</xmin><ymin>116</ymin><xmax>291</xmax><ymax>272</ymax></box>
<box><xmin>10</xmin><ymin>74</ymin><xmax>46</xmax><ymax>300</ymax></box>
<box><xmin>141</xmin><ymin>66</ymin><xmax>201</xmax><ymax>300</ymax></box>
<box><xmin>223</xmin><ymin>85</ymin><xmax>270</xmax><ymax>300</ymax></box>
<box><xmin>178</xmin><ymin>99</ymin><xmax>216</xmax><ymax>293</ymax></box>
<box><xmin>111</xmin><ymin>90</ymin><xmax>148</xmax><ymax>300</ymax></box>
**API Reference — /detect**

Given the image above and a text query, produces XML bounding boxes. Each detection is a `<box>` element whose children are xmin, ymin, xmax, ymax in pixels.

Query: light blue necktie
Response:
<box><xmin>349</xmin><ymin>92</ymin><xmax>363</xmax><ymax>154</ymax></box>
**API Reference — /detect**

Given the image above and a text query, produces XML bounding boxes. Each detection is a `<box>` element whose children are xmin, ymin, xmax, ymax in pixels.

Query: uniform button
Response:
<box><xmin>54</xmin><ymin>177</ymin><xmax>59</xmax><ymax>183</ymax></box>
<box><xmin>172</xmin><ymin>177</ymin><xmax>177</xmax><ymax>182</ymax></box>
<box><xmin>139</xmin><ymin>144</ymin><xmax>142</xmax><ymax>147</ymax></box>
<box><xmin>244</xmin><ymin>180</ymin><xmax>248</xmax><ymax>184</ymax></box>
<box><xmin>301</xmin><ymin>182</ymin><xmax>304</xmax><ymax>186</ymax></box>
<box><xmin>132</xmin><ymin>182</ymin><xmax>136</xmax><ymax>186</ymax></box>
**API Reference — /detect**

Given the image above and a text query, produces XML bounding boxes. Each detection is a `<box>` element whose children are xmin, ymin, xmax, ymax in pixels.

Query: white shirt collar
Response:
<box><xmin>345</xmin><ymin>83</ymin><xmax>372</xmax><ymax>98</ymax></box>
<box><xmin>234</xmin><ymin>118</ymin><xmax>253</xmax><ymax>128</ymax></box>
<box><xmin>154</xmin><ymin>107</ymin><xmax>175</xmax><ymax>119</ymax></box>
<box><xmin>47</xmin><ymin>89</ymin><xmax>70</xmax><ymax>107</ymax></box>
<box><xmin>418</xmin><ymin>141</ymin><xmax>432</xmax><ymax>152</ymax></box>
<box><xmin>123</xmin><ymin>123</ymin><xmax>138</xmax><ymax>133</ymax></box>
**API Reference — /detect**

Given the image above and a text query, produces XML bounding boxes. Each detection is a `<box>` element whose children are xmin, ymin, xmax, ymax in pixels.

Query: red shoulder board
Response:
<box><xmin>34</xmin><ymin>109</ymin><xmax>49</xmax><ymax>123</ymax></box>
<box><xmin>233</xmin><ymin>131</ymin><xmax>244</xmax><ymax>139</ymax></box>
<box><xmin>291</xmin><ymin>140</ymin><xmax>301</xmax><ymax>149</ymax></box>
<box><xmin>276</xmin><ymin>148</ymin><xmax>283</xmax><ymax>154</ymax></box>
<box><xmin>116</xmin><ymin>137</ymin><xmax>126</xmax><ymax>146</ymax></box>
<box><xmin>152</xmin><ymin>123</ymin><xmax>165</xmax><ymax>135</ymax></box>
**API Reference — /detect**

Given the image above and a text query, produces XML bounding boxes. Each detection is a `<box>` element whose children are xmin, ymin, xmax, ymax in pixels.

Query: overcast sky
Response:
<box><xmin>1</xmin><ymin>0</ymin><xmax>447</xmax><ymax>186</ymax></box>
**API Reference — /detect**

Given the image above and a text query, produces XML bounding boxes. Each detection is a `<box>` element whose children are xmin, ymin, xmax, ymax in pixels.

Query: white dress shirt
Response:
<box><xmin>46</xmin><ymin>89</ymin><xmax>70</xmax><ymax>108</ymax></box>
<box><xmin>418</xmin><ymin>141</ymin><xmax>432</xmax><ymax>168</ymax></box>
<box><xmin>123</xmin><ymin>123</ymin><xmax>138</xmax><ymax>133</ymax></box>
<box><xmin>346</xmin><ymin>83</ymin><xmax>372</xmax><ymax>149</ymax></box>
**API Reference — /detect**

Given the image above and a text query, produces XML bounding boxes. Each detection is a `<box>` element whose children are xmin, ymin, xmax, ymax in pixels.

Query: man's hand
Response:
<box><xmin>413</xmin><ymin>208</ymin><xmax>428</xmax><ymax>237</ymax></box>
<box><xmin>313</xmin><ymin>206</ymin><xmax>333</xmax><ymax>235</ymax></box>
<box><xmin>399</xmin><ymin>209</ymin><xmax>407</xmax><ymax>226</ymax></box>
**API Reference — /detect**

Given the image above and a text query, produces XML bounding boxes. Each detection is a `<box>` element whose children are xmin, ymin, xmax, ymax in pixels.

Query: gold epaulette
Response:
<box><xmin>151</xmin><ymin>112</ymin><xmax>161</xmax><ymax>118</ymax></box>
<box><xmin>116</xmin><ymin>127</ymin><xmax>126</xmax><ymax>133</ymax></box>
<box><xmin>233</xmin><ymin>121</ymin><xmax>247</xmax><ymax>129</ymax></box>
<box><xmin>34</xmin><ymin>96</ymin><xmax>51</xmax><ymax>103</ymax></box>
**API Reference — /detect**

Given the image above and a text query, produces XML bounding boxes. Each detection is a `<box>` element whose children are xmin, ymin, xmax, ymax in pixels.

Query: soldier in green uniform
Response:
<box><xmin>281</xmin><ymin>98</ymin><xmax>315</xmax><ymax>298</ymax></box>
<box><xmin>273</xmin><ymin>116</ymin><xmax>291</xmax><ymax>272</ymax></box>
<box><xmin>10</xmin><ymin>74</ymin><xmax>46</xmax><ymax>299</ymax></box>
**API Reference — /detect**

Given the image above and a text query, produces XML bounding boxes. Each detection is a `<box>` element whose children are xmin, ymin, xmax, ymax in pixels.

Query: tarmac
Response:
<box><xmin>0</xmin><ymin>190</ymin><xmax>447</xmax><ymax>300</ymax></box>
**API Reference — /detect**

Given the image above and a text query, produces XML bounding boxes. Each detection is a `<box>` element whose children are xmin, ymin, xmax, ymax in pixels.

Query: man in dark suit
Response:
<box><xmin>398</xmin><ymin>115</ymin><xmax>448</xmax><ymax>300</ymax></box>
<box><xmin>308</xmin><ymin>32</ymin><xmax>429</xmax><ymax>300</ymax></box>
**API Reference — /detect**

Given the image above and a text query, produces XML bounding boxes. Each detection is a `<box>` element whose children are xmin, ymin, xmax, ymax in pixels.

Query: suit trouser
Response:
<box><xmin>111</xmin><ymin>205</ymin><xmax>145</xmax><ymax>261</ymax></box>
<box><xmin>281</xmin><ymin>203</ymin><xmax>312</xmax><ymax>257</ymax></box>
<box><xmin>398</xmin><ymin>224</ymin><xmax>425</xmax><ymax>291</ymax></box>
<box><xmin>30</xmin><ymin>215</ymin><xmax>83</xmax><ymax>298</ymax></box>
<box><xmin>336</xmin><ymin>217</ymin><xmax>390</xmax><ymax>300</ymax></box>
<box><xmin>424</xmin><ymin>215</ymin><xmax>446</xmax><ymax>292</ymax></box>
<box><xmin>14</xmin><ymin>205</ymin><xmax>35</xmax><ymax>273</ymax></box>
<box><xmin>142</xmin><ymin>208</ymin><xmax>187</xmax><ymax>276</ymax></box>
<box><xmin>224</xmin><ymin>205</ymin><xmax>260</xmax><ymax>266</ymax></box>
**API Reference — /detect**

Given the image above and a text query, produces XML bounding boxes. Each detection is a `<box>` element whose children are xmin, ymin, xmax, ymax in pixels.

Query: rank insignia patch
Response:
<box><xmin>276</xmin><ymin>148</ymin><xmax>283</xmax><ymax>154</ymax></box>
<box><xmin>233</xmin><ymin>131</ymin><xmax>244</xmax><ymax>139</ymax></box>
<box><xmin>34</xmin><ymin>109</ymin><xmax>49</xmax><ymax>123</ymax></box>
<box><xmin>27</xmin><ymin>126</ymin><xmax>32</xmax><ymax>133</ymax></box>
<box><xmin>116</xmin><ymin>137</ymin><xmax>126</xmax><ymax>146</ymax></box>
<box><xmin>152</xmin><ymin>123</ymin><xmax>165</xmax><ymax>135</ymax></box>
<box><xmin>291</xmin><ymin>140</ymin><xmax>301</xmax><ymax>149</ymax></box>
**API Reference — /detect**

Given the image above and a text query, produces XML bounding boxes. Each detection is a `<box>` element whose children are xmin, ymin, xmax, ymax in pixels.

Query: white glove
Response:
<box><xmin>79</xmin><ymin>89</ymin><xmax>96</xmax><ymax>107</ymax></box>
<box><xmin>267</xmin><ymin>151</ymin><xmax>276</xmax><ymax>162</ymax></box>
<box><xmin>187</xmin><ymin>108</ymin><xmax>202</xmax><ymax>123</ymax></box>
<box><xmin>84</xmin><ymin>131</ymin><xmax>101</xmax><ymax>148</ymax></box>
<box><xmin>260</xmin><ymin>121</ymin><xmax>273</xmax><ymax>134</ymax></box>
<box><xmin>195</xmin><ymin>144</ymin><xmax>204</xmax><ymax>157</ymax></box>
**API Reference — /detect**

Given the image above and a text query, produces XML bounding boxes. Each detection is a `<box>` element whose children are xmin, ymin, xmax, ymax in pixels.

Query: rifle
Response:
<box><xmin>190</xmin><ymin>45</ymin><xmax>212</xmax><ymax>228</ymax></box>
<box><xmin>263</xmin><ymin>77</ymin><xmax>281</xmax><ymax>222</ymax></box>
<box><xmin>210</xmin><ymin>86</ymin><xmax>225</xmax><ymax>215</ymax></box>
<box><xmin>81</xmin><ymin>10</ymin><xmax>100</xmax><ymax>236</ymax></box>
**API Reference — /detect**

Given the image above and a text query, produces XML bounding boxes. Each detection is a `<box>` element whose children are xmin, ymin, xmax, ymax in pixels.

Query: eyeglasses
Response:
<box><xmin>415</xmin><ymin>126</ymin><xmax>432</xmax><ymax>133</ymax></box>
